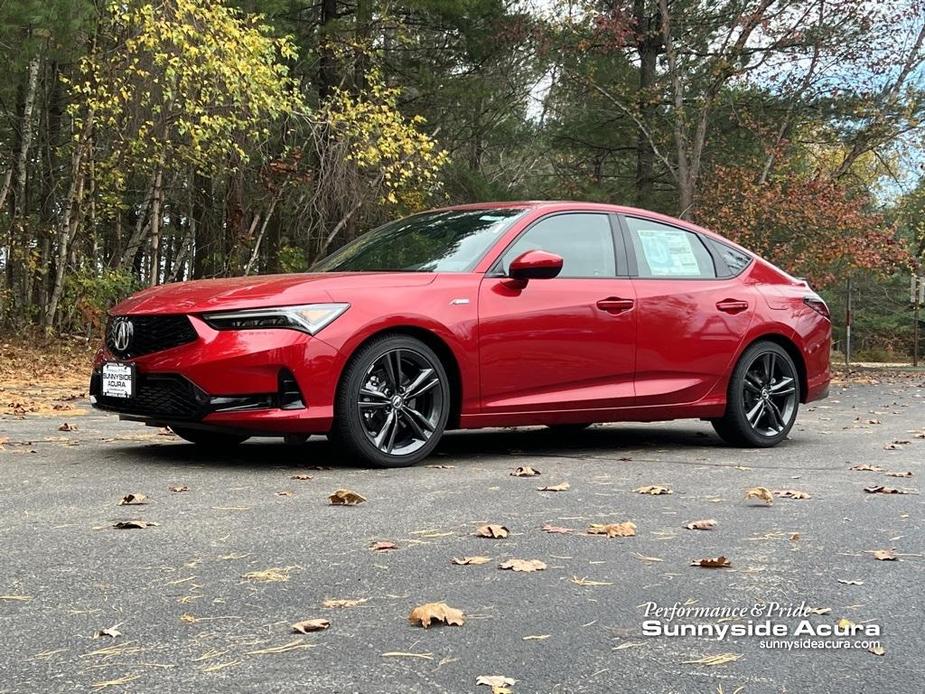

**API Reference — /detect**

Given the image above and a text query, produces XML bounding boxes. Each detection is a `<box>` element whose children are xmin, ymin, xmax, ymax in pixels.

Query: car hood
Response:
<box><xmin>111</xmin><ymin>272</ymin><xmax>438</xmax><ymax>314</ymax></box>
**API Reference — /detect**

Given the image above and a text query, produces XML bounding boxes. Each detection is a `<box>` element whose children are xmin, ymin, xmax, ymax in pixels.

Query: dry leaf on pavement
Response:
<box><xmin>773</xmin><ymin>489</ymin><xmax>811</xmax><ymax>500</ymax></box>
<box><xmin>408</xmin><ymin>602</ymin><xmax>465</xmax><ymax>628</ymax></box>
<box><xmin>745</xmin><ymin>487</ymin><xmax>774</xmax><ymax>505</ymax></box>
<box><xmin>118</xmin><ymin>493</ymin><xmax>147</xmax><ymax>506</ymax></box>
<box><xmin>168</xmin><ymin>485</ymin><xmax>189</xmax><ymax>493</ymax></box>
<box><xmin>476</xmin><ymin>524</ymin><xmax>509</xmax><ymax>539</ymax></box>
<box><xmin>58</xmin><ymin>423</ymin><xmax>78</xmax><ymax>432</ymax></box>
<box><xmin>684</xmin><ymin>519</ymin><xmax>716</xmax><ymax>530</ymax></box>
<box><xmin>476</xmin><ymin>675</ymin><xmax>517</xmax><ymax>693</ymax></box>
<box><xmin>691</xmin><ymin>556</ymin><xmax>731</xmax><ymax>568</ymax></box>
<box><xmin>541</xmin><ymin>523</ymin><xmax>573</xmax><ymax>534</ymax></box>
<box><xmin>511</xmin><ymin>466</ymin><xmax>540</xmax><ymax>477</ymax></box>
<box><xmin>537</xmin><ymin>482</ymin><xmax>570</xmax><ymax>492</ymax></box>
<box><xmin>864</xmin><ymin>486</ymin><xmax>913</xmax><ymax>495</ymax></box>
<box><xmin>871</xmin><ymin>549</ymin><xmax>897</xmax><ymax>561</ymax></box>
<box><xmin>371</xmin><ymin>541</ymin><xmax>398</xmax><ymax>551</ymax></box>
<box><xmin>113</xmin><ymin>520</ymin><xmax>158</xmax><ymax>529</ymax></box>
<box><xmin>587</xmin><ymin>522</ymin><xmax>637</xmax><ymax>537</ymax></box>
<box><xmin>291</xmin><ymin>474</ymin><xmax>313</xmax><ymax>481</ymax></box>
<box><xmin>452</xmin><ymin>556</ymin><xmax>491</xmax><ymax>566</ymax></box>
<box><xmin>886</xmin><ymin>471</ymin><xmax>913</xmax><ymax>478</ymax></box>
<box><xmin>499</xmin><ymin>559</ymin><xmax>546</xmax><ymax>572</ymax></box>
<box><xmin>868</xmin><ymin>645</ymin><xmax>886</xmax><ymax>656</ymax></box>
<box><xmin>323</xmin><ymin>598</ymin><xmax>368</xmax><ymax>608</ymax></box>
<box><xmin>291</xmin><ymin>619</ymin><xmax>330</xmax><ymax>633</ymax></box>
<box><xmin>850</xmin><ymin>464</ymin><xmax>884</xmax><ymax>472</ymax></box>
<box><xmin>634</xmin><ymin>485</ymin><xmax>672</xmax><ymax>495</ymax></box>
<box><xmin>328</xmin><ymin>489</ymin><xmax>367</xmax><ymax>505</ymax></box>
<box><xmin>92</xmin><ymin>625</ymin><xmax>122</xmax><ymax>639</ymax></box>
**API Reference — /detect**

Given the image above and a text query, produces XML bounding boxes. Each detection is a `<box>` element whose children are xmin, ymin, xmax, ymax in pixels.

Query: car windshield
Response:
<box><xmin>311</xmin><ymin>208</ymin><xmax>526</xmax><ymax>272</ymax></box>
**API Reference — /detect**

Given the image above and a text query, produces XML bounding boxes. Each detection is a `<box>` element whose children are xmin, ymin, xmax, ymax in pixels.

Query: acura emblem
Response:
<box><xmin>111</xmin><ymin>317</ymin><xmax>134</xmax><ymax>352</ymax></box>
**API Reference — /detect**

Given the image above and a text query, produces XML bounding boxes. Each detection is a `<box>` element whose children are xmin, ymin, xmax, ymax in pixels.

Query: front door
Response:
<box><xmin>478</xmin><ymin>212</ymin><xmax>636</xmax><ymax>414</ymax></box>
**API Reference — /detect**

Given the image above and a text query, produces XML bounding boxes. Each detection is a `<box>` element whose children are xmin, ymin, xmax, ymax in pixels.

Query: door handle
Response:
<box><xmin>596</xmin><ymin>297</ymin><xmax>635</xmax><ymax>314</ymax></box>
<box><xmin>716</xmin><ymin>298</ymin><xmax>749</xmax><ymax>314</ymax></box>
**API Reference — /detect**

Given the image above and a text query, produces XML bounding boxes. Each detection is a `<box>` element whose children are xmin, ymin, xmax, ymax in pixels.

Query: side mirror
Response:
<box><xmin>508</xmin><ymin>250</ymin><xmax>564</xmax><ymax>282</ymax></box>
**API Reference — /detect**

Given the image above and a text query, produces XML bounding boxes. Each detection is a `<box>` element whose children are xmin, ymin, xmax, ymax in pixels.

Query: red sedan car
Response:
<box><xmin>91</xmin><ymin>201</ymin><xmax>831</xmax><ymax>467</ymax></box>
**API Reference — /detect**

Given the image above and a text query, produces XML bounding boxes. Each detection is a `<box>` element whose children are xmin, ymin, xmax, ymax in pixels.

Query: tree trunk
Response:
<box><xmin>634</xmin><ymin>0</ymin><xmax>660</xmax><ymax>207</ymax></box>
<box><xmin>147</xmin><ymin>166</ymin><xmax>163</xmax><ymax>285</ymax></box>
<box><xmin>318</xmin><ymin>0</ymin><xmax>338</xmax><ymax>100</ymax></box>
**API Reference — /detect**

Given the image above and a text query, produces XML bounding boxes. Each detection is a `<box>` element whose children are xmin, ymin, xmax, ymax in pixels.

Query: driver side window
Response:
<box><xmin>501</xmin><ymin>213</ymin><xmax>616</xmax><ymax>278</ymax></box>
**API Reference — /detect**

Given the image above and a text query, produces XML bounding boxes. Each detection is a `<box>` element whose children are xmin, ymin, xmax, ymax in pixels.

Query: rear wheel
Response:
<box><xmin>331</xmin><ymin>335</ymin><xmax>450</xmax><ymax>467</ymax></box>
<box><xmin>170</xmin><ymin>426</ymin><xmax>250</xmax><ymax>447</ymax></box>
<box><xmin>711</xmin><ymin>341</ymin><xmax>800</xmax><ymax>447</ymax></box>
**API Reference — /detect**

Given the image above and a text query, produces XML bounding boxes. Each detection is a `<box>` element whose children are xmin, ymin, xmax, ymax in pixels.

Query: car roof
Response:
<box><xmin>432</xmin><ymin>200</ymin><xmax>731</xmax><ymax>245</ymax></box>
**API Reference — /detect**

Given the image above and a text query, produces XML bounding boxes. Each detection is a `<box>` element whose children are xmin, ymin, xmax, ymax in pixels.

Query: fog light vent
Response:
<box><xmin>278</xmin><ymin>369</ymin><xmax>305</xmax><ymax>410</ymax></box>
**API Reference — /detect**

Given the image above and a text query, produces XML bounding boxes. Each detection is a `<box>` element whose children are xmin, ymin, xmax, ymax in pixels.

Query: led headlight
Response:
<box><xmin>203</xmin><ymin>303</ymin><xmax>350</xmax><ymax>335</ymax></box>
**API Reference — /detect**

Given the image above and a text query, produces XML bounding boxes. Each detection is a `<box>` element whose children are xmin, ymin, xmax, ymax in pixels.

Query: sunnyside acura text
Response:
<box><xmin>90</xmin><ymin>201</ymin><xmax>831</xmax><ymax>467</ymax></box>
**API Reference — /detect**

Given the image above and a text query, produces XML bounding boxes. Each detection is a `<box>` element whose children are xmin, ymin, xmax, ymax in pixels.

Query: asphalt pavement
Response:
<box><xmin>0</xmin><ymin>374</ymin><xmax>923</xmax><ymax>693</ymax></box>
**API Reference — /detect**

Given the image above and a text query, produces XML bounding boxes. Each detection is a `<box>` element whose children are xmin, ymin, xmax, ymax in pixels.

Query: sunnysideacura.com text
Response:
<box><xmin>639</xmin><ymin>601</ymin><xmax>882</xmax><ymax>652</ymax></box>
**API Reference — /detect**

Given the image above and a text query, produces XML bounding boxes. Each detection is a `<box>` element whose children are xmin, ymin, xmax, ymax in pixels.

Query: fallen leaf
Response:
<box><xmin>745</xmin><ymin>487</ymin><xmax>774</xmax><ymax>505</ymax></box>
<box><xmin>850</xmin><ymin>464</ymin><xmax>884</xmax><ymax>472</ymax></box>
<box><xmin>806</xmin><ymin>607</ymin><xmax>831</xmax><ymax>615</ymax></box>
<box><xmin>587</xmin><ymin>522</ymin><xmax>636</xmax><ymax>538</ymax></box>
<box><xmin>868</xmin><ymin>645</ymin><xmax>886</xmax><ymax>656</ymax></box>
<box><xmin>886</xmin><ymin>471</ymin><xmax>913</xmax><ymax>478</ymax></box>
<box><xmin>537</xmin><ymin>482</ymin><xmax>570</xmax><ymax>492</ymax></box>
<box><xmin>522</xmin><ymin>634</ymin><xmax>551</xmax><ymax>641</ymax></box>
<box><xmin>541</xmin><ymin>523</ymin><xmax>574</xmax><ymax>534</ymax></box>
<box><xmin>291</xmin><ymin>619</ymin><xmax>330</xmax><ymax>633</ymax></box>
<box><xmin>691</xmin><ymin>556</ymin><xmax>731</xmax><ymax>568</ymax></box>
<box><xmin>682</xmin><ymin>653</ymin><xmax>742</xmax><ymax>666</ymax></box>
<box><xmin>58</xmin><ymin>423</ymin><xmax>78</xmax><ymax>432</ymax></box>
<box><xmin>476</xmin><ymin>524</ymin><xmax>509</xmax><ymax>539</ymax></box>
<box><xmin>452</xmin><ymin>556</ymin><xmax>491</xmax><ymax>566</ymax></box>
<box><xmin>871</xmin><ymin>549</ymin><xmax>897</xmax><ymax>561</ymax></box>
<box><xmin>511</xmin><ymin>466</ymin><xmax>540</xmax><ymax>477</ymax></box>
<box><xmin>168</xmin><ymin>485</ymin><xmax>189</xmax><ymax>493</ymax></box>
<box><xmin>408</xmin><ymin>602</ymin><xmax>464</xmax><ymax>628</ymax></box>
<box><xmin>242</xmin><ymin>567</ymin><xmax>293</xmax><ymax>583</ymax></box>
<box><xmin>323</xmin><ymin>598</ymin><xmax>368</xmax><ymax>608</ymax></box>
<box><xmin>276</xmin><ymin>490</ymin><xmax>293</xmax><ymax>497</ymax></box>
<box><xmin>476</xmin><ymin>675</ymin><xmax>517</xmax><ymax>693</ymax></box>
<box><xmin>291</xmin><ymin>474</ymin><xmax>313</xmax><ymax>481</ymax></box>
<box><xmin>837</xmin><ymin>579</ymin><xmax>863</xmax><ymax>585</ymax></box>
<box><xmin>371</xmin><ymin>541</ymin><xmax>397</xmax><ymax>551</ymax></box>
<box><xmin>328</xmin><ymin>489</ymin><xmax>366</xmax><ymax>505</ymax></box>
<box><xmin>773</xmin><ymin>489</ymin><xmax>811</xmax><ymax>500</ymax></box>
<box><xmin>684</xmin><ymin>519</ymin><xmax>716</xmax><ymax>530</ymax></box>
<box><xmin>499</xmin><ymin>559</ymin><xmax>546</xmax><ymax>572</ymax></box>
<box><xmin>92</xmin><ymin>626</ymin><xmax>122</xmax><ymax>639</ymax></box>
<box><xmin>118</xmin><ymin>493</ymin><xmax>147</xmax><ymax>506</ymax></box>
<box><xmin>864</xmin><ymin>486</ymin><xmax>912</xmax><ymax>495</ymax></box>
<box><xmin>570</xmin><ymin>576</ymin><xmax>612</xmax><ymax>586</ymax></box>
<box><xmin>424</xmin><ymin>464</ymin><xmax>455</xmax><ymax>469</ymax></box>
<box><xmin>836</xmin><ymin>618</ymin><xmax>855</xmax><ymax>629</ymax></box>
<box><xmin>112</xmin><ymin>520</ymin><xmax>157</xmax><ymax>529</ymax></box>
<box><xmin>790</xmin><ymin>533</ymin><xmax>801</xmax><ymax>542</ymax></box>
<box><xmin>634</xmin><ymin>485</ymin><xmax>672</xmax><ymax>495</ymax></box>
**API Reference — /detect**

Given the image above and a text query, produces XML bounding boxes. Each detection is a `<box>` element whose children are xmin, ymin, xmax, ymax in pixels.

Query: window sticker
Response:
<box><xmin>636</xmin><ymin>228</ymin><xmax>701</xmax><ymax>276</ymax></box>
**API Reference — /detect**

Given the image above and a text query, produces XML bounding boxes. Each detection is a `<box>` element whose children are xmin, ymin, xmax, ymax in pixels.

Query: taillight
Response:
<box><xmin>803</xmin><ymin>296</ymin><xmax>830</xmax><ymax>319</ymax></box>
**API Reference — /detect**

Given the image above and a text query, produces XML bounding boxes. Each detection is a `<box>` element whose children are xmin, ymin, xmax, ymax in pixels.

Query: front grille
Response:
<box><xmin>91</xmin><ymin>372</ymin><xmax>210</xmax><ymax>420</ymax></box>
<box><xmin>106</xmin><ymin>314</ymin><xmax>197</xmax><ymax>359</ymax></box>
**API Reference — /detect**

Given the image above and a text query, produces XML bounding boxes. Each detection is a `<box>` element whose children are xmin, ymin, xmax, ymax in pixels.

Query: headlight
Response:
<box><xmin>203</xmin><ymin>303</ymin><xmax>350</xmax><ymax>335</ymax></box>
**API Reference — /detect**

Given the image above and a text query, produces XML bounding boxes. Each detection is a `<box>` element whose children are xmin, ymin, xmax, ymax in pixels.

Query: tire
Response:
<box><xmin>545</xmin><ymin>423</ymin><xmax>592</xmax><ymax>434</ymax></box>
<box><xmin>170</xmin><ymin>426</ymin><xmax>250</xmax><ymax>447</ymax></box>
<box><xmin>331</xmin><ymin>334</ymin><xmax>450</xmax><ymax>467</ymax></box>
<box><xmin>711</xmin><ymin>341</ymin><xmax>800</xmax><ymax>447</ymax></box>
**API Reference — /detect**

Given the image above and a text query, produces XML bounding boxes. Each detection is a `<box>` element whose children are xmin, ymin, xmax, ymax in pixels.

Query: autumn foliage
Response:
<box><xmin>696</xmin><ymin>166</ymin><xmax>912</xmax><ymax>288</ymax></box>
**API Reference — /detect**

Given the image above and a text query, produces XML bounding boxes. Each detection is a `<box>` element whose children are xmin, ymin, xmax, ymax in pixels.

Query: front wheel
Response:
<box><xmin>170</xmin><ymin>426</ymin><xmax>250</xmax><ymax>447</ymax></box>
<box><xmin>711</xmin><ymin>341</ymin><xmax>800</xmax><ymax>447</ymax></box>
<box><xmin>331</xmin><ymin>335</ymin><xmax>450</xmax><ymax>467</ymax></box>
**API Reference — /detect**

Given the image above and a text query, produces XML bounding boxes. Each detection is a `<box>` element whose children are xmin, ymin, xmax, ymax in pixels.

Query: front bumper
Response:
<box><xmin>90</xmin><ymin>315</ymin><xmax>342</xmax><ymax>434</ymax></box>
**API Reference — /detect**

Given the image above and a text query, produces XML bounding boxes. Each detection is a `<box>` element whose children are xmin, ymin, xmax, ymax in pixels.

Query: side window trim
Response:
<box><xmin>618</xmin><ymin>214</ymin><xmax>723</xmax><ymax>281</ymax></box>
<box><xmin>487</xmin><ymin>210</ymin><xmax>625</xmax><ymax>279</ymax></box>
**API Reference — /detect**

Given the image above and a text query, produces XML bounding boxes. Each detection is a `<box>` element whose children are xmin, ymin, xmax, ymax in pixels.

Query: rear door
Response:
<box><xmin>621</xmin><ymin>215</ymin><xmax>754</xmax><ymax>406</ymax></box>
<box><xmin>477</xmin><ymin>211</ymin><xmax>636</xmax><ymax>414</ymax></box>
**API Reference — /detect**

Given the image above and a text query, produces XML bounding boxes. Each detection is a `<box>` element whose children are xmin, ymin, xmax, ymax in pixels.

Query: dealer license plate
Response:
<box><xmin>101</xmin><ymin>362</ymin><xmax>135</xmax><ymax>399</ymax></box>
